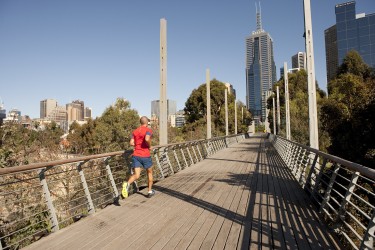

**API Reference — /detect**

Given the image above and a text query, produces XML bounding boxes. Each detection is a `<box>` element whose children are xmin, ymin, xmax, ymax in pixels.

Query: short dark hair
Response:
<box><xmin>140</xmin><ymin>116</ymin><xmax>149</xmax><ymax>125</ymax></box>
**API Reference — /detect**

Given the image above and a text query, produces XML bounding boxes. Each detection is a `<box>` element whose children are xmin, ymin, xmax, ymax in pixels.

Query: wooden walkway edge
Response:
<box><xmin>25</xmin><ymin>135</ymin><xmax>341</xmax><ymax>250</ymax></box>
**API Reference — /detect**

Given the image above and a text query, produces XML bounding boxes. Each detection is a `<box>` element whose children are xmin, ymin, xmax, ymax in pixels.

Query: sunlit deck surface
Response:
<box><xmin>25</xmin><ymin>135</ymin><xmax>341</xmax><ymax>249</ymax></box>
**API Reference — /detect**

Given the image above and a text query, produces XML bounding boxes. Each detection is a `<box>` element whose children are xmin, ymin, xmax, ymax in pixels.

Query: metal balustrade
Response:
<box><xmin>269</xmin><ymin>134</ymin><xmax>375</xmax><ymax>250</ymax></box>
<box><xmin>0</xmin><ymin>133</ymin><xmax>246</xmax><ymax>250</ymax></box>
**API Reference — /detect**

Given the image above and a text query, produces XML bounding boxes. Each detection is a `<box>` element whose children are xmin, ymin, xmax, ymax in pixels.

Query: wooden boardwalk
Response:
<box><xmin>25</xmin><ymin>135</ymin><xmax>341</xmax><ymax>250</ymax></box>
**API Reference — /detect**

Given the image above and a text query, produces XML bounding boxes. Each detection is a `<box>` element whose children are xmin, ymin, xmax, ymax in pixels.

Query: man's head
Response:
<box><xmin>140</xmin><ymin>116</ymin><xmax>150</xmax><ymax>125</ymax></box>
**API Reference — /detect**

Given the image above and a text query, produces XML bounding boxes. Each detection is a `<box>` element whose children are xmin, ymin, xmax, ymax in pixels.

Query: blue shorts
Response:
<box><xmin>132</xmin><ymin>156</ymin><xmax>153</xmax><ymax>169</ymax></box>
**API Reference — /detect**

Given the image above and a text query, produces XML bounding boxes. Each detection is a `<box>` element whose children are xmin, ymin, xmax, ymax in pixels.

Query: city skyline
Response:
<box><xmin>0</xmin><ymin>0</ymin><xmax>374</xmax><ymax>119</ymax></box>
<box><xmin>246</xmin><ymin>3</ymin><xmax>276</xmax><ymax>123</ymax></box>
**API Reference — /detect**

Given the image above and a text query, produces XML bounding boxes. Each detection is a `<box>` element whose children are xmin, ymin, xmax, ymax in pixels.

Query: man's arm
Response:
<box><xmin>145</xmin><ymin>134</ymin><xmax>151</xmax><ymax>148</ymax></box>
<box><xmin>130</xmin><ymin>138</ymin><xmax>135</xmax><ymax>146</ymax></box>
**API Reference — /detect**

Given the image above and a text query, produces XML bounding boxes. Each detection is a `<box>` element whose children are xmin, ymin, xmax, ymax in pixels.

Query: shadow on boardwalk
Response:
<box><xmin>24</xmin><ymin>135</ymin><xmax>341</xmax><ymax>250</ymax></box>
<box><xmin>153</xmin><ymin>138</ymin><xmax>340</xmax><ymax>249</ymax></box>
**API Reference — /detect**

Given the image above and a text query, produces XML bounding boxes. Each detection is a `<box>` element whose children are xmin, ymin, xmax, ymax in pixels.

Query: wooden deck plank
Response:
<box><xmin>24</xmin><ymin>135</ymin><xmax>341</xmax><ymax>250</ymax></box>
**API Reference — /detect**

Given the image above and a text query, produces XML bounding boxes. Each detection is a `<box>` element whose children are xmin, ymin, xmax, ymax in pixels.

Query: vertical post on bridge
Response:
<box><xmin>303</xmin><ymin>0</ymin><xmax>319</xmax><ymax>150</ymax></box>
<box><xmin>225</xmin><ymin>89</ymin><xmax>228</xmax><ymax>136</ymax></box>
<box><xmin>235</xmin><ymin>99</ymin><xmax>238</xmax><ymax>134</ymax></box>
<box><xmin>284</xmin><ymin>62</ymin><xmax>291</xmax><ymax>140</ymax></box>
<box><xmin>272</xmin><ymin>97</ymin><xmax>276</xmax><ymax>134</ymax></box>
<box><xmin>206</xmin><ymin>69</ymin><xmax>212</xmax><ymax>139</ymax></box>
<box><xmin>276</xmin><ymin>86</ymin><xmax>281</xmax><ymax>132</ymax></box>
<box><xmin>159</xmin><ymin>18</ymin><xmax>168</xmax><ymax>145</ymax></box>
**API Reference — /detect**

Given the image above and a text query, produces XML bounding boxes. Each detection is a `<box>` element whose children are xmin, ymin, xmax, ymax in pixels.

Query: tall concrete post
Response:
<box><xmin>304</xmin><ymin>0</ymin><xmax>319</xmax><ymax>149</ymax></box>
<box><xmin>225</xmin><ymin>89</ymin><xmax>228</xmax><ymax>136</ymax></box>
<box><xmin>242</xmin><ymin>106</ymin><xmax>244</xmax><ymax>123</ymax></box>
<box><xmin>284</xmin><ymin>62</ymin><xmax>291</xmax><ymax>140</ymax></box>
<box><xmin>276</xmin><ymin>86</ymin><xmax>281</xmax><ymax>132</ymax></box>
<box><xmin>159</xmin><ymin>18</ymin><xmax>168</xmax><ymax>145</ymax></box>
<box><xmin>206</xmin><ymin>69</ymin><xmax>212</xmax><ymax>139</ymax></box>
<box><xmin>272</xmin><ymin>97</ymin><xmax>276</xmax><ymax>134</ymax></box>
<box><xmin>234</xmin><ymin>100</ymin><xmax>238</xmax><ymax>134</ymax></box>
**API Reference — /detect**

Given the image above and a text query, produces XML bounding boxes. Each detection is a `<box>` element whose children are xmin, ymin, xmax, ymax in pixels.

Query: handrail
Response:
<box><xmin>270</xmin><ymin>136</ymin><xmax>375</xmax><ymax>180</ymax></box>
<box><xmin>268</xmin><ymin>134</ymin><xmax>375</xmax><ymax>250</ymax></box>
<box><xmin>0</xmin><ymin>133</ymin><xmax>247</xmax><ymax>250</ymax></box>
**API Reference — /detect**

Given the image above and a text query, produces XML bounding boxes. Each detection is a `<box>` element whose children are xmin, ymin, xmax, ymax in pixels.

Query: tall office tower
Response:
<box><xmin>66</xmin><ymin>100</ymin><xmax>84</xmax><ymax>122</ymax></box>
<box><xmin>292</xmin><ymin>52</ymin><xmax>306</xmax><ymax>70</ymax></box>
<box><xmin>47</xmin><ymin>106</ymin><xmax>67</xmax><ymax>124</ymax></box>
<box><xmin>151</xmin><ymin>99</ymin><xmax>176</xmax><ymax>119</ymax></box>
<box><xmin>325</xmin><ymin>25</ymin><xmax>338</xmax><ymax>81</ymax></box>
<box><xmin>84</xmin><ymin>107</ymin><xmax>92</xmax><ymax>119</ymax></box>
<box><xmin>224</xmin><ymin>83</ymin><xmax>237</xmax><ymax>98</ymax></box>
<box><xmin>0</xmin><ymin>101</ymin><xmax>6</xmax><ymax>125</ymax></box>
<box><xmin>40</xmin><ymin>99</ymin><xmax>57</xmax><ymax>118</ymax></box>
<box><xmin>246</xmin><ymin>5</ymin><xmax>276</xmax><ymax>123</ymax></box>
<box><xmin>325</xmin><ymin>1</ymin><xmax>375</xmax><ymax>82</ymax></box>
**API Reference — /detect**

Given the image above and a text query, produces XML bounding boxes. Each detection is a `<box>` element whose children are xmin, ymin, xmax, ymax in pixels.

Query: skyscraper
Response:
<box><xmin>40</xmin><ymin>99</ymin><xmax>57</xmax><ymax>118</ymax></box>
<box><xmin>151</xmin><ymin>99</ymin><xmax>176</xmax><ymax>119</ymax></box>
<box><xmin>246</xmin><ymin>5</ymin><xmax>276</xmax><ymax>123</ymax></box>
<box><xmin>292</xmin><ymin>52</ymin><xmax>306</xmax><ymax>70</ymax></box>
<box><xmin>325</xmin><ymin>1</ymin><xmax>375</xmax><ymax>82</ymax></box>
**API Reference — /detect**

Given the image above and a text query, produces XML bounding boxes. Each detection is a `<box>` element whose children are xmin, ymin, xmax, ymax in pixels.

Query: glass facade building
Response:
<box><xmin>325</xmin><ymin>1</ymin><xmax>375</xmax><ymax>82</ymax></box>
<box><xmin>246</xmin><ymin>10</ymin><xmax>276</xmax><ymax>123</ymax></box>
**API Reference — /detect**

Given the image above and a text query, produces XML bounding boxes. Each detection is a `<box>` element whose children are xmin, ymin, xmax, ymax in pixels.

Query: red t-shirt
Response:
<box><xmin>132</xmin><ymin>126</ymin><xmax>152</xmax><ymax>157</ymax></box>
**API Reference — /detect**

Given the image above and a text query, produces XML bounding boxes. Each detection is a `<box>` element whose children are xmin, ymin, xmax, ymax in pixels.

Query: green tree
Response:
<box><xmin>67</xmin><ymin>98</ymin><xmax>140</xmax><ymax>154</ymax></box>
<box><xmin>321</xmin><ymin>51</ymin><xmax>375</xmax><ymax>166</ymax></box>
<box><xmin>184</xmin><ymin>79</ymin><xmax>251</xmax><ymax>140</ymax></box>
<box><xmin>267</xmin><ymin>70</ymin><xmax>330</xmax><ymax>150</ymax></box>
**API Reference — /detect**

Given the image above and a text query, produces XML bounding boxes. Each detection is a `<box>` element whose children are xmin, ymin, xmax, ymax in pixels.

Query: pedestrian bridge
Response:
<box><xmin>1</xmin><ymin>134</ymin><xmax>374</xmax><ymax>249</ymax></box>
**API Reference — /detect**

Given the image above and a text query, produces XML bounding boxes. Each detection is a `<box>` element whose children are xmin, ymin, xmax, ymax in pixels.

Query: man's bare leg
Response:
<box><xmin>128</xmin><ymin>167</ymin><xmax>141</xmax><ymax>185</ymax></box>
<box><xmin>147</xmin><ymin>167</ymin><xmax>153</xmax><ymax>192</ymax></box>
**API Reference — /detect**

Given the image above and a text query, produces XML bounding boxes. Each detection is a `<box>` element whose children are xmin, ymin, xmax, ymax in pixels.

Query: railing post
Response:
<box><xmin>335</xmin><ymin>171</ymin><xmax>359</xmax><ymax>226</ymax></box>
<box><xmin>191</xmin><ymin>143</ymin><xmax>199</xmax><ymax>163</ymax></box>
<box><xmin>77</xmin><ymin>161</ymin><xmax>95</xmax><ymax>214</ymax></box>
<box><xmin>39</xmin><ymin>168</ymin><xmax>59</xmax><ymax>232</ymax></box>
<box><xmin>104</xmin><ymin>157</ymin><xmax>119</xmax><ymax>198</ymax></box>
<box><xmin>196</xmin><ymin>143</ymin><xmax>203</xmax><ymax>161</ymax></box>
<box><xmin>180</xmin><ymin>147</ymin><xmax>188</xmax><ymax>169</ymax></box>
<box><xmin>312</xmin><ymin>158</ymin><xmax>327</xmax><ymax>199</ymax></box>
<box><xmin>164</xmin><ymin>147</ymin><xmax>174</xmax><ymax>175</ymax></box>
<box><xmin>319</xmin><ymin>164</ymin><xmax>340</xmax><ymax>213</ymax></box>
<box><xmin>360</xmin><ymin>207</ymin><xmax>375</xmax><ymax>250</ymax></box>
<box><xmin>186</xmin><ymin>145</ymin><xmax>194</xmax><ymax>165</ymax></box>
<box><xmin>172</xmin><ymin>146</ymin><xmax>182</xmax><ymax>172</ymax></box>
<box><xmin>305</xmin><ymin>153</ymin><xmax>318</xmax><ymax>191</ymax></box>
<box><xmin>153</xmin><ymin>149</ymin><xmax>165</xmax><ymax>179</ymax></box>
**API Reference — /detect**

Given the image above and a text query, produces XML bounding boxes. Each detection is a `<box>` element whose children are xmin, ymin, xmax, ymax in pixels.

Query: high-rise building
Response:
<box><xmin>40</xmin><ymin>99</ymin><xmax>57</xmax><ymax>118</ymax></box>
<box><xmin>224</xmin><ymin>83</ymin><xmax>236</xmax><ymax>98</ymax></box>
<box><xmin>292</xmin><ymin>52</ymin><xmax>306</xmax><ymax>70</ymax></box>
<box><xmin>0</xmin><ymin>101</ymin><xmax>6</xmax><ymax>125</ymax></box>
<box><xmin>84</xmin><ymin>107</ymin><xmax>92</xmax><ymax>120</ymax></box>
<box><xmin>66</xmin><ymin>100</ymin><xmax>84</xmax><ymax>121</ymax></box>
<box><xmin>325</xmin><ymin>1</ymin><xmax>375</xmax><ymax>82</ymax></box>
<box><xmin>325</xmin><ymin>25</ymin><xmax>338</xmax><ymax>81</ymax></box>
<box><xmin>47</xmin><ymin>106</ymin><xmax>67</xmax><ymax>124</ymax></box>
<box><xmin>246</xmin><ymin>5</ymin><xmax>276</xmax><ymax>123</ymax></box>
<box><xmin>151</xmin><ymin>99</ymin><xmax>176</xmax><ymax>119</ymax></box>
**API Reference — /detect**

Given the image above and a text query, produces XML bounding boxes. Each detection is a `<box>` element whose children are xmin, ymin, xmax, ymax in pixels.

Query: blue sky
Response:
<box><xmin>0</xmin><ymin>0</ymin><xmax>374</xmax><ymax>119</ymax></box>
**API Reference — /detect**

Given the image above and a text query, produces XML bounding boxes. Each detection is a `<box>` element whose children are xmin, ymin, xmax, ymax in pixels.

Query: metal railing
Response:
<box><xmin>0</xmin><ymin>133</ymin><xmax>247</xmax><ymax>249</ymax></box>
<box><xmin>269</xmin><ymin>134</ymin><xmax>375</xmax><ymax>250</ymax></box>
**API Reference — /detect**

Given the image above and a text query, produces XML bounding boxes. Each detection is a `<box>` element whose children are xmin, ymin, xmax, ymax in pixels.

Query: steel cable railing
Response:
<box><xmin>0</xmin><ymin>133</ymin><xmax>247</xmax><ymax>249</ymax></box>
<box><xmin>269</xmin><ymin>134</ymin><xmax>375</xmax><ymax>250</ymax></box>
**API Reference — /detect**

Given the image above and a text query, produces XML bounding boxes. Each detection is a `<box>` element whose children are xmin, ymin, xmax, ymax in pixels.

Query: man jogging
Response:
<box><xmin>122</xmin><ymin>116</ymin><xmax>155</xmax><ymax>198</ymax></box>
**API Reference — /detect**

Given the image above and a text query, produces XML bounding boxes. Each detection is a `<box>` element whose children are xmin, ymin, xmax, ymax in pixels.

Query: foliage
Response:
<box><xmin>321</xmin><ymin>51</ymin><xmax>375</xmax><ymax>167</ymax></box>
<box><xmin>183</xmin><ymin>79</ymin><xmax>252</xmax><ymax>140</ymax></box>
<box><xmin>67</xmin><ymin>98</ymin><xmax>140</xmax><ymax>154</ymax></box>
<box><xmin>267</xmin><ymin>70</ymin><xmax>330</xmax><ymax>150</ymax></box>
<box><xmin>0</xmin><ymin>122</ymin><xmax>64</xmax><ymax>167</ymax></box>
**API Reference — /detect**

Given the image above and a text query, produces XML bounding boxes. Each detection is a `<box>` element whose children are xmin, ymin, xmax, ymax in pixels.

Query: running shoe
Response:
<box><xmin>147</xmin><ymin>190</ymin><xmax>155</xmax><ymax>198</ymax></box>
<box><xmin>121</xmin><ymin>182</ymin><xmax>129</xmax><ymax>198</ymax></box>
